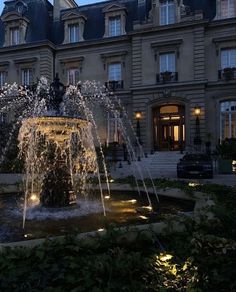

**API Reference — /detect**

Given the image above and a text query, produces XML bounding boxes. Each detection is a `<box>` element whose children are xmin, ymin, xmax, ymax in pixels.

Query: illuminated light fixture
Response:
<box><xmin>104</xmin><ymin>195</ymin><xmax>110</xmax><ymax>200</ymax></box>
<box><xmin>171</xmin><ymin>116</ymin><xmax>180</xmax><ymax>120</ymax></box>
<box><xmin>109</xmin><ymin>179</ymin><xmax>114</xmax><ymax>183</ymax></box>
<box><xmin>188</xmin><ymin>182</ymin><xmax>199</xmax><ymax>187</ymax></box>
<box><xmin>30</xmin><ymin>194</ymin><xmax>38</xmax><ymax>201</ymax></box>
<box><xmin>135</xmin><ymin>111</ymin><xmax>142</xmax><ymax>120</ymax></box>
<box><xmin>194</xmin><ymin>106</ymin><xmax>201</xmax><ymax>116</ymax></box>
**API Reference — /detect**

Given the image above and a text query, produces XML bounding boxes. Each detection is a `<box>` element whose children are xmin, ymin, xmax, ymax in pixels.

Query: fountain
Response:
<box><xmin>0</xmin><ymin>76</ymin><xmax>194</xmax><ymax>243</ymax></box>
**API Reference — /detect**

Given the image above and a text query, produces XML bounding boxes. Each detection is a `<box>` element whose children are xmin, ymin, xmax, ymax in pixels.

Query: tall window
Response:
<box><xmin>160</xmin><ymin>0</ymin><xmax>176</xmax><ymax>25</ymax></box>
<box><xmin>221</xmin><ymin>0</ymin><xmax>236</xmax><ymax>19</ymax></box>
<box><xmin>220</xmin><ymin>101</ymin><xmax>236</xmax><ymax>139</ymax></box>
<box><xmin>221</xmin><ymin>49</ymin><xmax>236</xmax><ymax>69</ymax></box>
<box><xmin>21</xmin><ymin>69</ymin><xmax>33</xmax><ymax>86</ymax></box>
<box><xmin>10</xmin><ymin>27</ymin><xmax>20</xmax><ymax>45</ymax></box>
<box><xmin>0</xmin><ymin>71</ymin><xmax>7</xmax><ymax>88</ymax></box>
<box><xmin>108</xmin><ymin>16</ymin><xmax>121</xmax><ymax>37</ymax></box>
<box><xmin>160</xmin><ymin>52</ymin><xmax>176</xmax><ymax>72</ymax></box>
<box><xmin>67</xmin><ymin>69</ymin><xmax>80</xmax><ymax>85</ymax></box>
<box><xmin>108</xmin><ymin>63</ymin><xmax>122</xmax><ymax>81</ymax></box>
<box><xmin>69</xmin><ymin>24</ymin><xmax>79</xmax><ymax>43</ymax></box>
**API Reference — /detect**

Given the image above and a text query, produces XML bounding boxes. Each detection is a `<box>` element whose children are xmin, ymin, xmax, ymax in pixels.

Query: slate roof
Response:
<box><xmin>0</xmin><ymin>0</ymin><xmax>219</xmax><ymax>48</ymax></box>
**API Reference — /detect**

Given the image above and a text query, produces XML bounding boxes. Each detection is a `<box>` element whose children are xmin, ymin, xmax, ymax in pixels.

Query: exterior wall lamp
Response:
<box><xmin>135</xmin><ymin>111</ymin><xmax>142</xmax><ymax>143</ymax></box>
<box><xmin>194</xmin><ymin>106</ymin><xmax>201</xmax><ymax>116</ymax></box>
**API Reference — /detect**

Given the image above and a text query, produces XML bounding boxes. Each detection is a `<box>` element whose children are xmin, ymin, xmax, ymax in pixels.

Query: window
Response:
<box><xmin>221</xmin><ymin>0</ymin><xmax>236</xmax><ymax>19</ymax></box>
<box><xmin>220</xmin><ymin>101</ymin><xmax>236</xmax><ymax>139</ymax></box>
<box><xmin>0</xmin><ymin>71</ymin><xmax>7</xmax><ymax>88</ymax></box>
<box><xmin>10</xmin><ymin>27</ymin><xmax>20</xmax><ymax>45</ymax></box>
<box><xmin>160</xmin><ymin>0</ymin><xmax>176</xmax><ymax>25</ymax></box>
<box><xmin>109</xmin><ymin>16</ymin><xmax>121</xmax><ymax>37</ymax></box>
<box><xmin>160</xmin><ymin>52</ymin><xmax>175</xmax><ymax>72</ymax></box>
<box><xmin>108</xmin><ymin>63</ymin><xmax>122</xmax><ymax>81</ymax></box>
<box><xmin>69</xmin><ymin>24</ymin><xmax>79</xmax><ymax>43</ymax></box>
<box><xmin>67</xmin><ymin>69</ymin><xmax>80</xmax><ymax>85</ymax></box>
<box><xmin>21</xmin><ymin>69</ymin><xmax>33</xmax><ymax>86</ymax></box>
<box><xmin>221</xmin><ymin>48</ymin><xmax>236</xmax><ymax>69</ymax></box>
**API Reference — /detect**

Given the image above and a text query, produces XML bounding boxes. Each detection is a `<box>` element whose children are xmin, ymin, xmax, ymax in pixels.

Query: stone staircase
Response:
<box><xmin>110</xmin><ymin>151</ymin><xmax>185</xmax><ymax>179</ymax></box>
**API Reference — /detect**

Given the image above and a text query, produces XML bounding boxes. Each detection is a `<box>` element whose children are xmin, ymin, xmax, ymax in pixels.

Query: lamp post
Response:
<box><xmin>135</xmin><ymin>111</ymin><xmax>142</xmax><ymax>161</ymax></box>
<box><xmin>193</xmin><ymin>106</ymin><xmax>202</xmax><ymax>152</ymax></box>
<box><xmin>135</xmin><ymin>111</ymin><xmax>142</xmax><ymax>143</ymax></box>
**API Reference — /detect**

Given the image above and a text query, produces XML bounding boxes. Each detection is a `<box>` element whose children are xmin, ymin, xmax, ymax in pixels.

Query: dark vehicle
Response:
<box><xmin>177</xmin><ymin>154</ymin><xmax>213</xmax><ymax>178</ymax></box>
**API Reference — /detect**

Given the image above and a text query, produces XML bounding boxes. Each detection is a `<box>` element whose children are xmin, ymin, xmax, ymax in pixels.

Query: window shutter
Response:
<box><xmin>168</xmin><ymin>2</ymin><xmax>175</xmax><ymax>24</ymax></box>
<box><xmin>160</xmin><ymin>5</ymin><xmax>166</xmax><ymax>25</ymax></box>
<box><xmin>160</xmin><ymin>54</ymin><xmax>167</xmax><ymax>72</ymax></box>
<box><xmin>230</xmin><ymin>49</ymin><xmax>236</xmax><ymax>67</ymax></box>
<box><xmin>221</xmin><ymin>50</ymin><xmax>229</xmax><ymax>69</ymax></box>
<box><xmin>168</xmin><ymin>53</ymin><xmax>175</xmax><ymax>72</ymax></box>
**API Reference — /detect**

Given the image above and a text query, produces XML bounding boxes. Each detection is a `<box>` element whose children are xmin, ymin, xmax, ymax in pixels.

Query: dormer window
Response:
<box><xmin>103</xmin><ymin>3</ymin><xmax>127</xmax><ymax>38</ymax></box>
<box><xmin>221</xmin><ymin>0</ymin><xmax>236</xmax><ymax>18</ymax></box>
<box><xmin>69</xmin><ymin>24</ymin><xmax>79</xmax><ymax>43</ymax></box>
<box><xmin>160</xmin><ymin>0</ymin><xmax>176</xmax><ymax>25</ymax></box>
<box><xmin>1</xmin><ymin>10</ymin><xmax>29</xmax><ymax>47</ymax></box>
<box><xmin>62</xmin><ymin>12</ymin><xmax>87</xmax><ymax>44</ymax></box>
<box><xmin>10</xmin><ymin>27</ymin><xmax>20</xmax><ymax>45</ymax></box>
<box><xmin>109</xmin><ymin>16</ymin><xmax>121</xmax><ymax>37</ymax></box>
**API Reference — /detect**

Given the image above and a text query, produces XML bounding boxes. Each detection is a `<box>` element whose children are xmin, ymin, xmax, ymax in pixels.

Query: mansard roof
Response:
<box><xmin>0</xmin><ymin>0</ymin><xmax>219</xmax><ymax>48</ymax></box>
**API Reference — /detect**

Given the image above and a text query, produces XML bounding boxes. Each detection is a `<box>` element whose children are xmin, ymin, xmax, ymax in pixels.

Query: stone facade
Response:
<box><xmin>0</xmin><ymin>0</ymin><xmax>235</xmax><ymax>152</ymax></box>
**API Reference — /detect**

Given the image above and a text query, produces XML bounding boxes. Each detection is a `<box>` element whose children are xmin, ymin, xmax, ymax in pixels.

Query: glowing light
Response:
<box><xmin>159</xmin><ymin>253</ymin><xmax>173</xmax><ymax>261</ymax></box>
<box><xmin>139</xmin><ymin>215</ymin><xmax>148</xmax><ymax>220</ymax></box>
<box><xmin>142</xmin><ymin>206</ymin><xmax>153</xmax><ymax>211</ymax></box>
<box><xmin>97</xmin><ymin>228</ymin><xmax>104</xmax><ymax>232</ymax></box>
<box><xmin>30</xmin><ymin>194</ymin><xmax>38</xmax><ymax>201</ymax></box>
<box><xmin>188</xmin><ymin>182</ymin><xmax>200</xmax><ymax>187</ymax></box>
<box><xmin>105</xmin><ymin>195</ymin><xmax>110</xmax><ymax>200</ymax></box>
<box><xmin>121</xmin><ymin>199</ymin><xmax>137</xmax><ymax>204</ymax></box>
<box><xmin>109</xmin><ymin>179</ymin><xmax>114</xmax><ymax>183</ymax></box>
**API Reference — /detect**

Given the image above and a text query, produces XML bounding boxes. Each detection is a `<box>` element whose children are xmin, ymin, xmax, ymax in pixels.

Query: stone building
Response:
<box><xmin>0</xmin><ymin>0</ymin><xmax>235</xmax><ymax>152</ymax></box>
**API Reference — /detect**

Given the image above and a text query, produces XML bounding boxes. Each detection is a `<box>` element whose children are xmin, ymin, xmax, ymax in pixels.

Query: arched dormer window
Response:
<box><xmin>62</xmin><ymin>11</ymin><xmax>87</xmax><ymax>44</ymax></box>
<box><xmin>1</xmin><ymin>9</ymin><xmax>29</xmax><ymax>47</ymax></box>
<box><xmin>103</xmin><ymin>3</ymin><xmax>127</xmax><ymax>38</ymax></box>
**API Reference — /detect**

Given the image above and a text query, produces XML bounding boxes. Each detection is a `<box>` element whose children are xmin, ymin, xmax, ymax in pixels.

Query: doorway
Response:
<box><xmin>153</xmin><ymin>104</ymin><xmax>185</xmax><ymax>151</ymax></box>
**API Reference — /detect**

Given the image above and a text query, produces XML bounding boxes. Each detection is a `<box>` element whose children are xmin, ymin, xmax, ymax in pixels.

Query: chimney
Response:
<box><xmin>53</xmin><ymin>0</ymin><xmax>78</xmax><ymax>20</ymax></box>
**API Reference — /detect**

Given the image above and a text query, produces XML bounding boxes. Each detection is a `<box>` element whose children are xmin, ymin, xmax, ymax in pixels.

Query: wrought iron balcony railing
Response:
<box><xmin>156</xmin><ymin>71</ymin><xmax>178</xmax><ymax>84</ymax></box>
<box><xmin>218</xmin><ymin>67</ymin><xmax>236</xmax><ymax>81</ymax></box>
<box><xmin>105</xmin><ymin>80</ymin><xmax>124</xmax><ymax>91</ymax></box>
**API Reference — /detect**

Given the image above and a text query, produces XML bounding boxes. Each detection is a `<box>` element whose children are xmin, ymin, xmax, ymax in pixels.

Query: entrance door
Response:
<box><xmin>153</xmin><ymin>104</ymin><xmax>185</xmax><ymax>151</ymax></box>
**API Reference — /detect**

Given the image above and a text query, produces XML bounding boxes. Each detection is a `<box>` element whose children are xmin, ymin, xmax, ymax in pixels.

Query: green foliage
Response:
<box><xmin>218</xmin><ymin>138</ymin><xmax>236</xmax><ymax>159</ymax></box>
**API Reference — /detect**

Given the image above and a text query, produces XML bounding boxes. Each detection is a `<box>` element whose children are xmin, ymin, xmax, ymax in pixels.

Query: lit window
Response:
<box><xmin>109</xmin><ymin>16</ymin><xmax>121</xmax><ymax>37</ymax></box>
<box><xmin>69</xmin><ymin>24</ymin><xmax>79</xmax><ymax>43</ymax></box>
<box><xmin>10</xmin><ymin>27</ymin><xmax>20</xmax><ymax>45</ymax></box>
<box><xmin>221</xmin><ymin>0</ymin><xmax>236</xmax><ymax>19</ymax></box>
<box><xmin>220</xmin><ymin>101</ymin><xmax>236</xmax><ymax>139</ymax></box>
<box><xmin>108</xmin><ymin>63</ymin><xmax>122</xmax><ymax>81</ymax></box>
<box><xmin>0</xmin><ymin>71</ymin><xmax>7</xmax><ymax>88</ymax></box>
<box><xmin>160</xmin><ymin>0</ymin><xmax>176</xmax><ymax>25</ymax></box>
<box><xmin>67</xmin><ymin>69</ymin><xmax>80</xmax><ymax>85</ymax></box>
<box><xmin>21</xmin><ymin>69</ymin><xmax>33</xmax><ymax>86</ymax></box>
<box><xmin>160</xmin><ymin>52</ymin><xmax>175</xmax><ymax>72</ymax></box>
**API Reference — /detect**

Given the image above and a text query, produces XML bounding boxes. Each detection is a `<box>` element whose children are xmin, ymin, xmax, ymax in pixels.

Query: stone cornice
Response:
<box><xmin>0</xmin><ymin>41</ymin><xmax>55</xmax><ymax>53</ymax></box>
<box><xmin>14</xmin><ymin>57</ymin><xmax>38</xmax><ymax>64</ymax></box>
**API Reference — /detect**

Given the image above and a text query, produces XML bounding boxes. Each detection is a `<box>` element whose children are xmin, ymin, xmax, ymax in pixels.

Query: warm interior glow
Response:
<box><xmin>194</xmin><ymin>107</ymin><xmax>201</xmax><ymax>115</ymax></box>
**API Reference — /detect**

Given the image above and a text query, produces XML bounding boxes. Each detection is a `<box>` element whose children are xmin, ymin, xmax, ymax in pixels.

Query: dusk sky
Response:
<box><xmin>0</xmin><ymin>0</ymin><xmax>105</xmax><ymax>13</ymax></box>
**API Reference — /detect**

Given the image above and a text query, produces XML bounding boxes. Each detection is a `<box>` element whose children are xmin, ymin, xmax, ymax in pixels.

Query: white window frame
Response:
<box><xmin>160</xmin><ymin>0</ymin><xmax>176</xmax><ymax>25</ymax></box>
<box><xmin>0</xmin><ymin>71</ymin><xmax>7</xmax><ymax>88</ymax></box>
<box><xmin>69</xmin><ymin>24</ymin><xmax>79</xmax><ymax>43</ymax></box>
<box><xmin>108</xmin><ymin>16</ymin><xmax>121</xmax><ymax>37</ymax></box>
<box><xmin>221</xmin><ymin>0</ymin><xmax>236</xmax><ymax>19</ymax></box>
<box><xmin>21</xmin><ymin>68</ymin><xmax>33</xmax><ymax>86</ymax></box>
<box><xmin>67</xmin><ymin>68</ymin><xmax>80</xmax><ymax>85</ymax></box>
<box><xmin>108</xmin><ymin>63</ymin><xmax>122</xmax><ymax>81</ymax></box>
<box><xmin>221</xmin><ymin>48</ymin><xmax>236</xmax><ymax>69</ymax></box>
<box><xmin>10</xmin><ymin>27</ymin><xmax>20</xmax><ymax>45</ymax></box>
<box><xmin>159</xmin><ymin>52</ymin><xmax>176</xmax><ymax>73</ymax></box>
